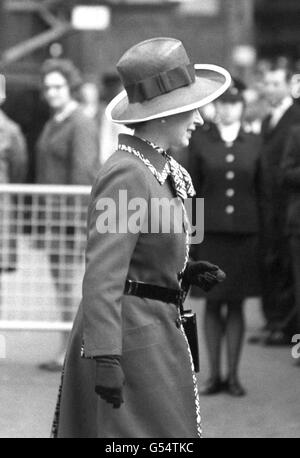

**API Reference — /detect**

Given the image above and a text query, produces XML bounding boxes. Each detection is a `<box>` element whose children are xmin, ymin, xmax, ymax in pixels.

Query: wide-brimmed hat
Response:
<box><xmin>106</xmin><ymin>37</ymin><xmax>231</xmax><ymax>124</ymax></box>
<box><xmin>0</xmin><ymin>74</ymin><xmax>6</xmax><ymax>105</ymax></box>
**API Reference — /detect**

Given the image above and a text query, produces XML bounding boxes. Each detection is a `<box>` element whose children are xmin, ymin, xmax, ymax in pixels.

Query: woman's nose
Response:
<box><xmin>194</xmin><ymin>109</ymin><xmax>204</xmax><ymax>125</ymax></box>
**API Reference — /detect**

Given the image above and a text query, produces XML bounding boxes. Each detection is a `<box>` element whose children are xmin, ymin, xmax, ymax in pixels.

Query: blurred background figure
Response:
<box><xmin>0</xmin><ymin>73</ymin><xmax>28</xmax><ymax>284</ymax></box>
<box><xmin>242</xmin><ymin>59</ymin><xmax>271</xmax><ymax>134</ymax></box>
<box><xmin>200</xmin><ymin>103</ymin><xmax>217</xmax><ymax>124</ymax></box>
<box><xmin>0</xmin><ymin>76</ymin><xmax>27</xmax><ymax>187</ymax></box>
<box><xmin>243</xmin><ymin>85</ymin><xmax>269</xmax><ymax>134</ymax></box>
<box><xmin>281</xmin><ymin>125</ymin><xmax>300</xmax><ymax>367</ymax></box>
<box><xmin>251</xmin><ymin>65</ymin><xmax>300</xmax><ymax>346</ymax></box>
<box><xmin>188</xmin><ymin>81</ymin><xmax>261</xmax><ymax>396</ymax></box>
<box><xmin>80</xmin><ymin>81</ymin><xmax>100</xmax><ymax>120</ymax></box>
<box><xmin>35</xmin><ymin>58</ymin><xmax>100</xmax><ymax>371</ymax></box>
<box><xmin>291</xmin><ymin>73</ymin><xmax>300</xmax><ymax>101</ymax></box>
<box><xmin>98</xmin><ymin>72</ymin><xmax>131</xmax><ymax>166</ymax></box>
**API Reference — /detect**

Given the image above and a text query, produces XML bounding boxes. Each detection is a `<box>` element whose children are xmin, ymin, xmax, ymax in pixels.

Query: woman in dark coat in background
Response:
<box><xmin>36</xmin><ymin>59</ymin><xmax>100</xmax><ymax>371</ymax></box>
<box><xmin>188</xmin><ymin>83</ymin><xmax>261</xmax><ymax>396</ymax></box>
<box><xmin>51</xmin><ymin>38</ymin><xmax>230</xmax><ymax>438</ymax></box>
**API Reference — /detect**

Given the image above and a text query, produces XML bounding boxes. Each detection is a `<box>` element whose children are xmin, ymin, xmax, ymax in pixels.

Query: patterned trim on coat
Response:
<box><xmin>119</xmin><ymin>140</ymin><xmax>202</xmax><ymax>437</ymax></box>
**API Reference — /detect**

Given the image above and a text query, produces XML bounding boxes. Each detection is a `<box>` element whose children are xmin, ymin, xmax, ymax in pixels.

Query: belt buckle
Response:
<box><xmin>175</xmin><ymin>289</ymin><xmax>184</xmax><ymax>307</ymax></box>
<box><xmin>126</xmin><ymin>280</ymin><xmax>138</xmax><ymax>295</ymax></box>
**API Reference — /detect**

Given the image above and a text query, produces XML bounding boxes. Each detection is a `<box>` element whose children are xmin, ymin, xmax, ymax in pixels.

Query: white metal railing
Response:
<box><xmin>0</xmin><ymin>184</ymin><xmax>91</xmax><ymax>331</ymax></box>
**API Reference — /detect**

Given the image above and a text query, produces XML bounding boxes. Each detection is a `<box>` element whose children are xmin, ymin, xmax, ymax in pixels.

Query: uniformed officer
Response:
<box><xmin>188</xmin><ymin>81</ymin><xmax>262</xmax><ymax>396</ymax></box>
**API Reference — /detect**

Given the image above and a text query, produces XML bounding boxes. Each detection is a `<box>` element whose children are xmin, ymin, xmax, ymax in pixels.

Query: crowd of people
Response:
<box><xmin>187</xmin><ymin>59</ymin><xmax>300</xmax><ymax>397</ymax></box>
<box><xmin>0</xmin><ymin>53</ymin><xmax>300</xmax><ymax>397</ymax></box>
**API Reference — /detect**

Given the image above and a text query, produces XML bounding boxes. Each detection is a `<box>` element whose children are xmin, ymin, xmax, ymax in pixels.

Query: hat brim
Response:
<box><xmin>0</xmin><ymin>74</ymin><xmax>6</xmax><ymax>104</ymax></box>
<box><xmin>106</xmin><ymin>64</ymin><xmax>231</xmax><ymax>124</ymax></box>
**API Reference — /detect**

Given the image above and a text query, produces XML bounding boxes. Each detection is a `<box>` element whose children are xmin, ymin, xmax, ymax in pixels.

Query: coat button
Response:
<box><xmin>225</xmin><ymin>154</ymin><xmax>235</xmax><ymax>163</ymax></box>
<box><xmin>225</xmin><ymin>205</ymin><xmax>235</xmax><ymax>214</ymax></box>
<box><xmin>226</xmin><ymin>171</ymin><xmax>235</xmax><ymax>180</ymax></box>
<box><xmin>226</xmin><ymin>188</ymin><xmax>235</xmax><ymax>197</ymax></box>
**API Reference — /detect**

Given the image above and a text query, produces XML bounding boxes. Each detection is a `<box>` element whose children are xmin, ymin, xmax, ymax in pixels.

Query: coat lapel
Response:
<box><xmin>262</xmin><ymin>104</ymin><xmax>296</xmax><ymax>140</ymax></box>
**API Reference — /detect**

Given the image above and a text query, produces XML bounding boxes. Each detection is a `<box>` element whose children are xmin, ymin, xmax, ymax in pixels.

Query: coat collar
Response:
<box><xmin>262</xmin><ymin>102</ymin><xmax>297</xmax><ymax>138</ymax></box>
<box><xmin>204</xmin><ymin>122</ymin><xmax>246</xmax><ymax>143</ymax></box>
<box><xmin>53</xmin><ymin>100</ymin><xmax>79</xmax><ymax>123</ymax></box>
<box><xmin>0</xmin><ymin>109</ymin><xmax>11</xmax><ymax>128</ymax></box>
<box><xmin>118</xmin><ymin>133</ymin><xmax>168</xmax><ymax>174</ymax></box>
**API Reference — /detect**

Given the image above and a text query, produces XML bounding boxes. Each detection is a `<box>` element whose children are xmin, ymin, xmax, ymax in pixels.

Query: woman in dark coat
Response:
<box><xmin>36</xmin><ymin>59</ymin><xmax>100</xmax><ymax>371</ymax></box>
<box><xmin>188</xmin><ymin>83</ymin><xmax>261</xmax><ymax>396</ymax></box>
<box><xmin>51</xmin><ymin>37</ymin><xmax>230</xmax><ymax>438</ymax></box>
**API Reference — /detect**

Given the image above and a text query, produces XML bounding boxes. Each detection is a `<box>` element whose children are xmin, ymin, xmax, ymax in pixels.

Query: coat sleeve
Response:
<box><xmin>82</xmin><ymin>158</ymin><xmax>149</xmax><ymax>357</ymax></box>
<box><xmin>281</xmin><ymin>127</ymin><xmax>300</xmax><ymax>189</ymax></box>
<box><xmin>70</xmin><ymin>114</ymin><xmax>100</xmax><ymax>185</ymax></box>
<box><xmin>8</xmin><ymin>124</ymin><xmax>28</xmax><ymax>183</ymax></box>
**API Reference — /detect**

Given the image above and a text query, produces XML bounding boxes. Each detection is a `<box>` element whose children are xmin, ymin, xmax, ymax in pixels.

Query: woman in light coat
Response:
<box><xmin>52</xmin><ymin>37</ymin><xmax>230</xmax><ymax>438</ymax></box>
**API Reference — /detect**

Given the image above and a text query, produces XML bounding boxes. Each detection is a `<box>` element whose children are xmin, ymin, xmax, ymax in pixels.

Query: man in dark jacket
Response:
<box><xmin>257</xmin><ymin>66</ymin><xmax>300</xmax><ymax>345</ymax></box>
<box><xmin>281</xmin><ymin>125</ymin><xmax>300</xmax><ymax>365</ymax></box>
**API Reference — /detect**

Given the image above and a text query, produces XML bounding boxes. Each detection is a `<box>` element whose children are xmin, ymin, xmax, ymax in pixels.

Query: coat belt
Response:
<box><xmin>124</xmin><ymin>279</ymin><xmax>185</xmax><ymax>308</ymax></box>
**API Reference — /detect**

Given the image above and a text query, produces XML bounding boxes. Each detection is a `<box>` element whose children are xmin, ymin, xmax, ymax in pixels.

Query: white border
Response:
<box><xmin>105</xmin><ymin>64</ymin><xmax>232</xmax><ymax>124</ymax></box>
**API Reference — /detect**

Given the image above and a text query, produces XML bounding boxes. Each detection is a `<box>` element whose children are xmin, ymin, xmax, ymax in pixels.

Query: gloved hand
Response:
<box><xmin>95</xmin><ymin>355</ymin><xmax>125</xmax><ymax>408</ymax></box>
<box><xmin>181</xmin><ymin>260</ymin><xmax>226</xmax><ymax>292</ymax></box>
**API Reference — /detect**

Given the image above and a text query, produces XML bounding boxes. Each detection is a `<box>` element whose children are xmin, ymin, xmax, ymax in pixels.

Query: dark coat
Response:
<box><xmin>188</xmin><ymin>122</ymin><xmax>261</xmax><ymax>234</ymax></box>
<box><xmin>0</xmin><ymin>110</ymin><xmax>27</xmax><ymax>184</ymax></box>
<box><xmin>35</xmin><ymin>107</ymin><xmax>100</xmax><ymax>251</ymax></box>
<box><xmin>187</xmin><ymin>123</ymin><xmax>261</xmax><ymax>300</ymax></box>
<box><xmin>36</xmin><ymin>107</ymin><xmax>99</xmax><ymax>186</ymax></box>
<box><xmin>281</xmin><ymin>124</ymin><xmax>300</xmax><ymax>235</ymax></box>
<box><xmin>259</xmin><ymin>102</ymin><xmax>300</xmax><ymax>234</ymax></box>
<box><xmin>0</xmin><ymin>110</ymin><xmax>27</xmax><ymax>270</ymax></box>
<box><xmin>53</xmin><ymin>134</ymin><xmax>200</xmax><ymax>438</ymax></box>
<box><xmin>257</xmin><ymin>103</ymin><xmax>300</xmax><ymax>325</ymax></box>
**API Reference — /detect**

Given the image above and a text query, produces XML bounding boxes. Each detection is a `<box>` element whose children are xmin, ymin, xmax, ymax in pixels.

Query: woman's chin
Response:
<box><xmin>182</xmin><ymin>137</ymin><xmax>190</xmax><ymax>148</ymax></box>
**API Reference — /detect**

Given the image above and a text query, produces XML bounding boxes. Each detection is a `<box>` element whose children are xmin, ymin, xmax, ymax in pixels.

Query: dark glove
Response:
<box><xmin>182</xmin><ymin>260</ymin><xmax>226</xmax><ymax>292</ymax></box>
<box><xmin>95</xmin><ymin>355</ymin><xmax>125</xmax><ymax>408</ymax></box>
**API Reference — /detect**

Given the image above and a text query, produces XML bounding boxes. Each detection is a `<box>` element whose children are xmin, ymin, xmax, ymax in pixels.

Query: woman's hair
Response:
<box><xmin>41</xmin><ymin>58</ymin><xmax>83</xmax><ymax>95</ymax></box>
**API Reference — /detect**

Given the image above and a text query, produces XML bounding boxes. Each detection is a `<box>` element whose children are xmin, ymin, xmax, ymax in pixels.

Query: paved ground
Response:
<box><xmin>0</xmin><ymin>297</ymin><xmax>299</xmax><ymax>438</ymax></box>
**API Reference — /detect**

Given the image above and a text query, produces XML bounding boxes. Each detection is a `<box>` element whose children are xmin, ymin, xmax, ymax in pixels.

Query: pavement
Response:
<box><xmin>0</xmin><ymin>297</ymin><xmax>299</xmax><ymax>438</ymax></box>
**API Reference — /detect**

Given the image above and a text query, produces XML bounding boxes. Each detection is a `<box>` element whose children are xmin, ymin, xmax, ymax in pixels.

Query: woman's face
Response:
<box><xmin>215</xmin><ymin>100</ymin><xmax>244</xmax><ymax>125</ymax></box>
<box><xmin>43</xmin><ymin>71</ymin><xmax>72</xmax><ymax>111</ymax></box>
<box><xmin>165</xmin><ymin>109</ymin><xmax>203</xmax><ymax>148</ymax></box>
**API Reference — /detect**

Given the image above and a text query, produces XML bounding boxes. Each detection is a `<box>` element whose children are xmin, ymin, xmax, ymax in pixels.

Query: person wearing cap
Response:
<box><xmin>50</xmin><ymin>38</ymin><xmax>230</xmax><ymax>438</ymax></box>
<box><xmin>188</xmin><ymin>81</ymin><xmax>262</xmax><ymax>396</ymax></box>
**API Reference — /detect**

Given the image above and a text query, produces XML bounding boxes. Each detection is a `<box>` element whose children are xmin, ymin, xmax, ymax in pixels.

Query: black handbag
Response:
<box><xmin>182</xmin><ymin>310</ymin><xmax>200</xmax><ymax>373</ymax></box>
